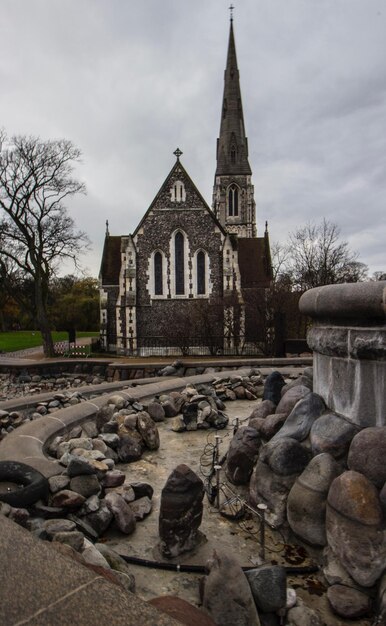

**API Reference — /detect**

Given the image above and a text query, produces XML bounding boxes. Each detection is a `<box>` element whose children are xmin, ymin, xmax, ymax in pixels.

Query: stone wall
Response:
<box><xmin>300</xmin><ymin>281</ymin><xmax>386</xmax><ymax>427</ymax></box>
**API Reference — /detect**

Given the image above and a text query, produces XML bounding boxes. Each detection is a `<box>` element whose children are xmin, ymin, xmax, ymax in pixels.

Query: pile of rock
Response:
<box><xmin>169</xmin><ymin>373</ymin><xmax>263</xmax><ymax>433</ymax></box>
<box><xmin>225</xmin><ymin>369</ymin><xmax>386</xmax><ymax>623</ymax></box>
<box><xmin>0</xmin><ymin>371</ymin><xmax>106</xmax><ymax>400</ymax></box>
<box><xmin>0</xmin><ymin>390</ymin><xmax>89</xmax><ymax>441</ymax></box>
<box><xmin>0</xmin><ymin>393</ymin><xmax>164</xmax><ymax>592</ymax></box>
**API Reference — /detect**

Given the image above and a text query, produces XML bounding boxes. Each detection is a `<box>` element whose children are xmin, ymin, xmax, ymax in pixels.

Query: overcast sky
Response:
<box><xmin>1</xmin><ymin>0</ymin><xmax>385</xmax><ymax>277</ymax></box>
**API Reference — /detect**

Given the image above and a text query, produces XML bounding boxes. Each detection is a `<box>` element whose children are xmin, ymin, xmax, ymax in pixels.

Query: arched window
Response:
<box><xmin>197</xmin><ymin>251</ymin><xmax>206</xmax><ymax>295</ymax></box>
<box><xmin>230</xmin><ymin>145</ymin><xmax>236</xmax><ymax>164</ymax></box>
<box><xmin>171</xmin><ymin>180</ymin><xmax>186</xmax><ymax>202</ymax></box>
<box><xmin>175</xmin><ymin>232</ymin><xmax>185</xmax><ymax>295</ymax></box>
<box><xmin>228</xmin><ymin>184</ymin><xmax>239</xmax><ymax>217</ymax></box>
<box><xmin>154</xmin><ymin>251</ymin><xmax>163</xmax><ymax>295</ymax></box>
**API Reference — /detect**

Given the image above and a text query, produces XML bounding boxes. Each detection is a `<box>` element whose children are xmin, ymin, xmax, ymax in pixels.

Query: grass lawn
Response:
<box><xmin>0</xmin><ymin>331</ymin><xmax>99</xmax><ymax>353</ymax></box>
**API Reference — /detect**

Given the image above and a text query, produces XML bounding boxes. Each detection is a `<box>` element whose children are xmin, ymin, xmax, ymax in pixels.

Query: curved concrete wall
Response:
<box><xmin>300</xmin><ymin>281</ymin><xmax>386</xmax><ymax>426</ymax></box>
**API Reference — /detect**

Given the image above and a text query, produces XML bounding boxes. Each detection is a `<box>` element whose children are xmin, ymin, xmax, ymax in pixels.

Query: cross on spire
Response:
<box><xmin>229</xmin><ymin>4</ymin><xmax>234</xmax><ymax>21</ymax></box>
<box><xmin>173</xmin><ymin>147</ymin><xmax>183</xmax><ymax>160</ymax></box>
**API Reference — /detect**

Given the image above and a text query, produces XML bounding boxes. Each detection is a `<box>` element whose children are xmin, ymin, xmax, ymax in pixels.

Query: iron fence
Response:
<box><xmin>110</xmin><ymin>335</ymin><xmax>267</xmax><ymax>357</ymax></box>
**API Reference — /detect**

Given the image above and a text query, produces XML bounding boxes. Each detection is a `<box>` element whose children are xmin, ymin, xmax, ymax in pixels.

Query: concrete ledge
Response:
<box><xmin>0</xmin><ymin>515</ymin><xmax>180</xmax><ymax>626</ymax></box>
<box><xmin>299</xmin><ymin>281</ymin><xmax>386</xmax><ymax>320</ymax></box>
<box><xmin>300</xmin><ymin>281</ymin><xmax>386</xmax><ymax>427</ymax></box>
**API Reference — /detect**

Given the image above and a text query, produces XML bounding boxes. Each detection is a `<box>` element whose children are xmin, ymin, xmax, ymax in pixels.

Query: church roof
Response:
<box><xmin>133</xmin><ymin>155</ymin><xmax>226</xmax><ymax>237</ymax></box>
<box><xmin>238</xmin><ymin>236</ymin><xmax>272</xmax><ymax>288</ymax></box>
<box><xmin>99</xmin><ymin>235</ymin><xmax>121</xmax><ymax>285</ymax></box>
<box><xmin>215</xmin><ymin>20</ymin><xmax>252</xmax><ymax>177</ymax></box>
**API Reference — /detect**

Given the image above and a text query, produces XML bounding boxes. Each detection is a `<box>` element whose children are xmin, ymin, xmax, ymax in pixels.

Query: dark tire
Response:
<box><xmin>0</xmin><ymin>461</ymin><xmax>49</xmax><ymax>507</ymax></box>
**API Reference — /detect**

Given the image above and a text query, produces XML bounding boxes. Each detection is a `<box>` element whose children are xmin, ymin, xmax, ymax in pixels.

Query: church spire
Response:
<box><xmin>215</xmin><ymin>17</ymin><xmax>251</xmax><ymax>176</ymax></box>
<box><xmin>212</xmin><ymin>15</ymin><xmax>256</xmax><ymax>238</ymax></box>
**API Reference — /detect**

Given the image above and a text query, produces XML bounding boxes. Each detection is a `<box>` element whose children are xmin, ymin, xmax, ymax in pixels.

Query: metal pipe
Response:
<box><xmin>257</xmin><ymin>503</ymin><xmax>268</xmax><ymax>561</ymax></box>
<box><xmin>214</xmin><ymin>464</ymin><xmax>221</xmax><ymax>509</ymax></box>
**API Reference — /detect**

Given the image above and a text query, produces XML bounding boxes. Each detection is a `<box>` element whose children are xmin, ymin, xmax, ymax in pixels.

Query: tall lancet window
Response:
<box><xmin>154</xmin><ymin>251</ymin><xmax>163</xmax><ymax>295</ymax></box>
<box><xmin>230</xmin><ymin>145</ymin><xmax>236</xmax><ymax>164</ymax></box>
<box><xmin>197</xmin><ymin>251</ymin><xmax>206</xmax><ymax>295</ymax></box>
<box><xmin>228</xmin><ymin>184</ymin><xmax>239</xmax><ymax>217</ymax></box>
<box><xmin>175</xmin><ymin>231</ymin><xmax>185</xmax><ymax>295</ymax></box>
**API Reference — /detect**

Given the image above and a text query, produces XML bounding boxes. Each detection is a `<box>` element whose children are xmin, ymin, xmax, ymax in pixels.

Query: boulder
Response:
<box><xmin>263</xmin><ymin>371</ymin><xmax>285</xmax><ymax>405</ymax></box>
<box><xmin>271</xmin><ymin>393</ymin><xmax>325</xmax><ymax>442</ymax></box>
<box><xmin>262</xmin><ymin>437</ymin><xmax>311</xmax><ymax>476</ymax></box>
<box><xmin>146</xmin><ymin>401</ymin><xmax>165</xmax><ymax>422</ymax></box>
<box><xmin>245</xmin><ymin>565</ymin><xmax>286</xmax><ymax>613</ymax></box>
<box><xmin>108</xmin><ymin>394</ymin><xmax>126</xmax><ymax>409</ymax></box>
<box><xmin>326</xmin><ymin>471</ymin><xmax>386</xmax><ymax>586</ymax></box>
<box><xmin>130</xmin><ymin>482</ymin><xmax>153</xmax><ymax>500</ymax></box>
<box><xmin>276</xmin><ymin>385</ymin><xmax>311</xmax><ymax>417</ymax></box>
<box><xmin>52</xmin><ymin>530</ymin><xmax>85</xmax><ymax>552</ymax></box>
<box><xmin>97</xmin><ymin>433</ymin><xmax>120</xmax><ymax>449</ymax></box>
<box><xmin>85</xmin><ymin>501</ymin><xmax>113</xmax><ymax>536</ymax></box>
<box><xmin>286</xmin><ymin>600</ymin><xmax>323</xmax><ymax>626</ymax></box>
<box><xmin>95</xmin><ymin>405</ymin><xmax>115</xmax><ymax>432</ymax></box>
<box><xmin>130</xmin><ymin>496</ymin><xmax>152</xmax><ymax>521</ymax></box>
<box><xmin>51</xmin><ymin>489</ymin><xmax>86</xmax><ymax>510</ymax></box>
<box><xmin>81</xmin><ymin>538</ymin><xmax>111</xmax><ymax>568</ymax></box>
<box><xmin>159</xmin><ymin>464</ymin><xmax>204</xmax><ymax>558</ymax></box>
<box><xmin>280</xmin><ymin>374</ymin><xmax>312</xmax><ymax>396</ymax></box>
<box><xmin>48</xmin><ymin>475</ymin><xmax>70</xmax><ymax>494</ymax></box>
<box><xmin>116</xmin><ymin>433</ymin><xmax>143</xmax><ymax>463</ymax></box>
<box><xmin>101</xmin><ymin>469</ymin><xmax>125</xmax><ymax>488</ymax></box>
<box><xmin>287</xmin><ymin>453</ymin><xmax>341</xmax><ymax>546</ymax></box>
<box><xmin>380</xmin><ymin>482</ymin><xmax>386</xmax><ymax>516</ymax></box>
<box><xmin>378</xmin><ymin>571</ymin><xmax>386</xmax><ymax>626</ymax></box>
<box><xmin>327</xmin><ymin>584</ymin><xmax>371</xmax><ymax>619</ymax></box>
<box><xmin>260</xmin><ymin>413</ymin><xmax>287</xmax><ymax>440</ymax></box>
<box><xmin>249</xmin><ymin>400</ymin><xmax>277</xmax><ymax>420</ymax></box>
<box><xmin>310</xmin><ymin>413</ymin><xmax>357</xmax><ymax>458</ymax></box>
<box><xmin>249</xmin><ymin>459</ymin><xmax>297</xmax><ymax>528</ymax></box>
<box><xmin>162</xmin><ymin>398</ymin><xmax>179</xmax><ymax>418</ymax></box>
<box><xmin>66</xmin><ymin>455</ymin><xmax>97</xmax><ymax>477</ymax></box>
<box><xmin>95</xmin><ymin>543</ymin><xmax>136</xmax><ymax>591</ymax></box>
<box><xmin>105</xmin><ymin>491</ymin><xmax>136</xmax><ymax>535</ymax></box>
<box><xmin>43</xmin><ymin>518</ymin><xmax>76</xmax><ymax>537</ymax></box>
<box><xmin>136</xmin><ymin>412</ymin><xmax>160</xmax><ymax>450</ymax></box>
<box><xmin>202</xmin><ymin>550</ymin><xmax>260</xmax><ymax>626</ymax></box>
<box><xmin>347</xmin><ymin>426</ymin><xmax>386</xmax><ymax>488</ymax></box>
<box><xmin>226</xmin><ymin>426</ymin><xmax>261</xmax><ymax>485</ymax></box>
<box><xmin>69</xmin><ymin>474</ymin><xmax>101</xmax><ymax>499</ymax></box>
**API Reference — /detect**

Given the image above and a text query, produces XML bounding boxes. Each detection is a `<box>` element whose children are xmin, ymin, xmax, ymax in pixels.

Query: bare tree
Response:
<box><xmin>0</xmin><ymin>131</ymin><xmax>87</xmax><ymax>356</ymax></box>
<box><xmin>286</xmin><ymin>219</ymin><xmax>367</xmax><ymax>290</ymax></box>
<box><xmin>371</xmin><ymin>271</ymin><xmax>386</xmax><ymax>281</ymax></box>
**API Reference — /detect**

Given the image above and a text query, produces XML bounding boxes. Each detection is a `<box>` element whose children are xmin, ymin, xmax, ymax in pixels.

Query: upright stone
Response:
<box><xmin>159</xmin><ymin>464</ymin><xmax>204</xmax><ymax>558</ymax></box>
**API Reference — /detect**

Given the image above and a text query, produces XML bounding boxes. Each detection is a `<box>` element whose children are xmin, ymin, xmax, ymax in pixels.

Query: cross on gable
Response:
<box><xmin>173</xmin><ymin>147</ymin><xmax>183</xmax><ymax>160</ymax></box>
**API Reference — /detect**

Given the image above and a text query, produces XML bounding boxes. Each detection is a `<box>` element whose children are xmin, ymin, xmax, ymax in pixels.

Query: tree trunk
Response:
<box><xmin>34</xmin><ymin>275</ymin><xmax>55</xmax><ymax>357</ymax></box>
<box><xmin>0</xmin><ymin>309</ymin><xmax>6</xmax><ymax>332</ymax></box>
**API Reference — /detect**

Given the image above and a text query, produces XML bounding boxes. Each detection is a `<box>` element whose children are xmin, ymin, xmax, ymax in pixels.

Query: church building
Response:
<box><xmin>99</xmin><ymin>17</ymin><xmax>272</xmax><ymax>355</ymax></box>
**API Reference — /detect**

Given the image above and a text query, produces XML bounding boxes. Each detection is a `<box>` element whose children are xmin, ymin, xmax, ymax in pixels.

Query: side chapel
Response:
<box><xmin>99</xmin><ymin>16</ymin><xmax>272</xmax><ymax>355</ymax></box>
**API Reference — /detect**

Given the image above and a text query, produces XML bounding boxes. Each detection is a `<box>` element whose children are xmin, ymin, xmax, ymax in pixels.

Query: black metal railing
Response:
<box><xmin>110</xmin><ymin>335</ymin><xmax>267</xmax><ymax>357</ymax></box>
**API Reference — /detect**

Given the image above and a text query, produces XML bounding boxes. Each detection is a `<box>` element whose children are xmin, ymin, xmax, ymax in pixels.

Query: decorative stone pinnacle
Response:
<box><xmin>173</xmin><ymin>147</ymin><xmax>183</xmax><ymax>160</ymax></box>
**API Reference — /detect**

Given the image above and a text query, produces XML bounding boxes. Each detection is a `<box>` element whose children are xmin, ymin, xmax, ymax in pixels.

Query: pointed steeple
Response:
<box><xmin>212</xmin><ymin>16</ymin><xmax>256</xmax><ymax>238</ymax></box>
<box><xmin>216</xmin><ymin>19</ymin><xmax>251</xmax><ymax>176</ymax></box>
